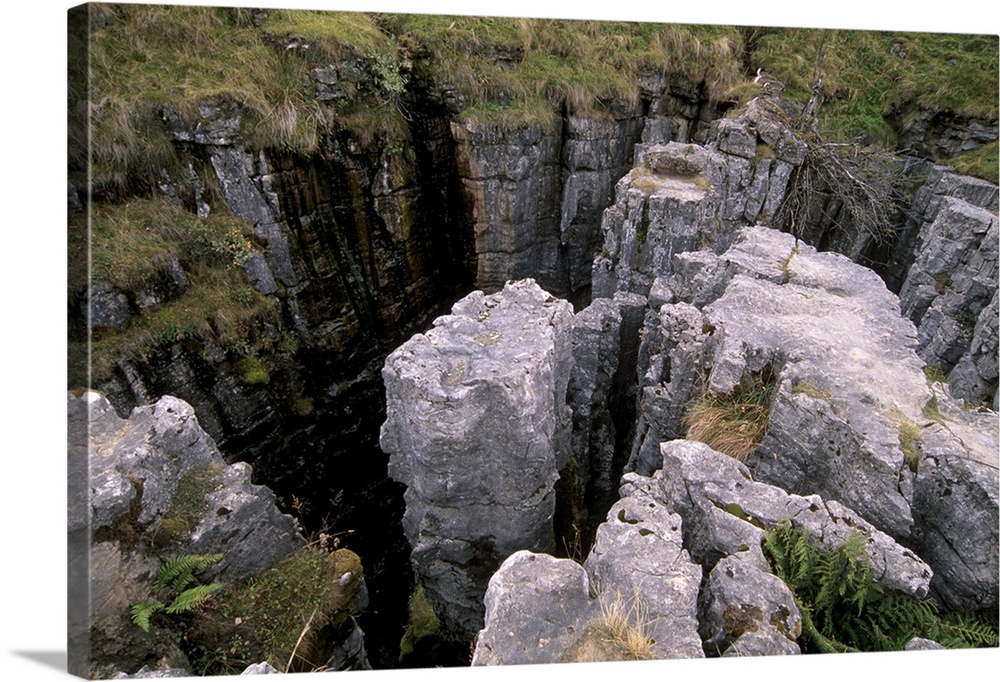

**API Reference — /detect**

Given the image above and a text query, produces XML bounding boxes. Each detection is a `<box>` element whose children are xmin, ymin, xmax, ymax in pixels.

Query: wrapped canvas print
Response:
<box><xmin>65</xmin><ymin>1</ymin><xmax>999</xmax><ymax>679</ymax></box>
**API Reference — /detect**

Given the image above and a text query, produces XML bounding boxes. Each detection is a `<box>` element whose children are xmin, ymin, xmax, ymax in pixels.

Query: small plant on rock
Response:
<box><xmin>684</xmin><ymin>366</ymin><xmax>777</xmax><ymax>462</ymax></box>
<box><xmin>131</xmin><ymin>553</ymin><xmax>224</xmax><ymax>632</ymax></box>
<box><xmin>562</xmin><ymin>589</ymin><xmax>655</xmax><ymax>663</ymax></box>
<box><xmin>762</xmin><ymin>520</ymin><xmax>998</xmax><ymax>652</ymax></box>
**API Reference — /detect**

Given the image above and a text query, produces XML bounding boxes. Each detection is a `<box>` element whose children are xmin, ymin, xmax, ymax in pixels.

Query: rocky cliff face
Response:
<box><xmin>896</xmin><ymin>167</ymin><xmax>999</xmax><ymax>408</ymax></box>
<box><xmin>384</xmin><ymin>124</ymin><xmax>997</xmax><ymax>660</ymax></box>
<box><xmin>467</xmin><ymin>221</ymin><xmax>996</xmax><ymax>663</ymax></box>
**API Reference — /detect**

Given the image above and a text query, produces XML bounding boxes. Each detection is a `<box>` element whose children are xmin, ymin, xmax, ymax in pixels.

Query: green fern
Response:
<box><xmin>937</xmin><ymin>611</ymin><xmax>1000</xmax><ymax>648</ymax></box>
<box><xmin>762</xmin><ymin>520</ymin><xmax>998</xmax><ymax>653</ymax></box>
<box><xmin>153</xmin><ymin>553</ymin><xmax>224</xmax><ymax>592</ymax></box>
<box><xmin>131</xmin><ymin>600</ymin><xmax>165</xmax><ymax>632</ymax></box>
<box><xmin>165</xmin><ymin>582</ymin><xmax>223</xmax><ymax>614</ymax></box>
<box><xmin>131</xmin><ymin>553</ymin><xmax>224</xmax><ymax>632</ymax></box>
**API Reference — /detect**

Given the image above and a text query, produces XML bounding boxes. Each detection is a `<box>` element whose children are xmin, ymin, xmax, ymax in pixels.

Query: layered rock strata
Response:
<box><xmin>380</xmin><ymin>279</ymin><xmax>574</xmax><ymax>641</ymax></box>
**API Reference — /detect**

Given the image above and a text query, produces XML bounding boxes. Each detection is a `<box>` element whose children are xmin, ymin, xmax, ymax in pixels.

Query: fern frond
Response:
<box><xmin>165</xmin><ymin>582</ymin><xmax>222</xmax><ymax>614</ymax></box>
<box><xmin>939</xmin><ymin>612</ymin><xmax>1000</xmax><ymax>648</ymax></box>
<box><xmin>154</xmin><ymin>553</ymin><xmax>223</xmax><ymax>592</ymax></box>
<box><xmin>130</xmin><ymin>600</ymin><xmax>164</xmax><ymax>632</ymax></box>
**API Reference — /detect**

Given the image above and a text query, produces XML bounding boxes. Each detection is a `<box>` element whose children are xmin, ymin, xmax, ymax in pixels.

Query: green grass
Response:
<box><xmin>950</xmin><ymin>141</ymin><xmax>999</xmax><ymax>183</ymax></box>
<box><xmin>76</xmin><ymin>195</ymin><xmax>279</xmax><ymax>386</ymax></box>
<box><xmin>185</xmin><ymin>545</ymin><xmax>365</xmax><ymax>675</ymax></box>
<box><xmin>898</xmin><ymin>420</ymin><xmax>923</xmax><ymax>473</ymax></box>
<box><xmin>561</xmin><ymin>590</ymin><xmax>654</xmax><ymax>663</ymax></box>
<box><xmin>88</xmin><ymin>4</ymin><xmax>409</xmax><ymax>189</ymax></box>
<box><xmin>387</xmin><ymin>14</ymin><xmax>743</xmax><ymax>124</ymax></box>
<box><xmin>746</xmin><ymin>28</ymin><xmax>999</xmax><ymax>147</ymax></box>
<box><xmin>85</xmin><ymin>6</ymin><xmax>997</xmax><ymax>194</ymax></box>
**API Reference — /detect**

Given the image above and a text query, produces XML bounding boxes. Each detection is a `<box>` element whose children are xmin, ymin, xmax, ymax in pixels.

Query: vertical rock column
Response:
<box><xmin>380</xmin><ymin>279</ymin><xmax>574</xmax><ymax>642</ymax></box>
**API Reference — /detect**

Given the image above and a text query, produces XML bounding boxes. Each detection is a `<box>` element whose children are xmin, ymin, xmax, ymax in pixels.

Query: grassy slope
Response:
<box><xmin>88</xmin><ymin>6</ymin><xmax>997</xmax><ymax>179</ymax></box>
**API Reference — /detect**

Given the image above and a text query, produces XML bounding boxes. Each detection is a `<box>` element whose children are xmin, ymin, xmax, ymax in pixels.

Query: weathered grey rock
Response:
<box><xmin>583</xmin><ymin>491</ymin><xmax>704</xmax><ymax>660</ymax></box>
<box><xmin>240</xmin><ymin>662</ymin><xmax>281</xmax><ymax>674</ymax></box>
<box><xmin>74</xmin><ymin>391</ymin><xmax>373</xmax><ymax>678</ymax></box>
<box><xmin>310</xmin><ymin>58</ymin><xmax>366</xmax><ymax>101</ymax></box>
<box><xmin>742</xmin><ymin>97</ymin><xmax>808</xmax><ymax>165</ymax></box>
<box><xmin>163</xmin><ymin>100</ymin><xmax>243</xmax><ymax>147</ymax></box>
<box><xmin>451</xmin><ymin>120</ymin><xmax>567</xmax><ymax>295</ymax></box>
<box><xmin>87</xmin><ymin>393</ymin><xmax>303</xmax><ymax>580</ymax></box>
<box><xmin>898</xmin><ymin>194</ymin><xmax>998</xmax><ymax>406</ymax></box>
<box><xmin>87</xmin><ymin>280</ymin><xmax>132</xmax><ymax>332</ymax></box>
<box><xmin>712</xmin><ymin>118</ymin><xmax>757</xmax><ymax>159</ymax></box>
<box><xmin>627</xmin><ymin>301</ymin><xmax>710</xmax><ymax>477</ymax></box>
<box><xmin>625</xmin><ymin>226</ymin><xmax>931</xmax><ymax>540</ymax></box>
<box><xmin>132</xmin><ymin>257</ymin><xmax>189</xmax><ymax>313</ymax></box>
<box><xmin>900</xmin><ymin>112</ymin><xmax>1000</xmax><ymax>162</ymax></box>
<box><xmin>560</xmin><ymin>114</ymin><xmax>646</xmax><ymax>293</ymax></box>
<box><xmin>699</xmin><ymin>552</ymin><xmax>802</xmax><ymax>657</ymax></box>
<box><xmin>656</xmin><ymin>440</ymin><xmax>933</xmax><ymax>599</ymax></box>
<box><xmin>947</xmin><ymin>289</ymin><xmax>999</xmax><ymax>409</ymax></box>
<box><xmin>911</xmin><ymin>386</ymin><xmax>999</xmax><ymax>611</ymax></box>
<box><xmin>593</xmin><ymin>144</ymin><xmax>720</xmax><ymax>298</ymax></box>
<box><xmin>471</xmin><ymin>551</ymin><xmax>598</xmax><ymax>666</ymax></box>
<box><xmin>594</xmin><ymin>137</ymin><xmax>801</xmax><ymax>300</ymax></box>
<box><xmin>472</xmin><ymin>477</ymin><xmax>703</xmax><ymax>665</ymax></box>
<box><xmin>116</xmin><ymin>660</ymin><xmax>283</xmax><ymax>677</ymax></box>
<box><xmin>567</xmin><ymin>298</ymin><xmax>622</xmax><ymax>513</ymax></box>
<box><xmin>904</xmin><ymin>637</ymin><xmax>947</xmax><ymax>651</ymax></box>
<box><xmin>381</xmin><ymin>279</ymin><xmax>574</xmax><ymax>641</ymax></box>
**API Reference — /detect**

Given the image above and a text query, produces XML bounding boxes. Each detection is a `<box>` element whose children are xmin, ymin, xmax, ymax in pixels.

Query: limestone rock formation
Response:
<box><xmin>911</xmin><ymin>385</ymin><xmax>1000</xmax><ymax>611</ymax></box>
<box><xmin>472</xmin><ymin>476</ymin><xmax>704</xmax><ymax>664</ymax></box>
<box><xmin>381</xmin><ymin>279</ymin><xmax>575</xmax><ymax>641</ymax></box>
<box><xmin>473</xmin><ymin>437</ymin><xmax>942</xmax><ymax>664</ymax></box>
<box><xmin>617</xmin><ymin>224</ymin><xmax>998</xmax><ymax>608</ymax></box>
<box><xmin>656</xmin><ymin>440</ymin><xmax>933</xmax><ymax>600</ymax></box>
<box><xmin>897</xmin><ymin>173</ymin><xmax>999</xmax><ymax>408</ymax></box>
<box><xmin>69</xmin><ymin>391</ymin><xmax>371</xmax><ymax>679</ymax></box>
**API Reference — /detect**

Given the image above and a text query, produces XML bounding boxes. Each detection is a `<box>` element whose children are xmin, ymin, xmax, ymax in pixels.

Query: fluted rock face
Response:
<box><xmin>380</xmin><ymin>279</ymin><xmax>574</xmax><ymax>641</ymax></box>
<box><xmin>451</xmin><ymin>112</ymin><xmax>647</xmax><ymax>300</ymax></box>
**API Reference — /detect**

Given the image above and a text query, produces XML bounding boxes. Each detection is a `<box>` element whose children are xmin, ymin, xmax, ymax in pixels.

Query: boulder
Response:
<box><xmin>471</xmin><ymin>551</ymin><xmax>598</xmax><ymax>666</ymax></box>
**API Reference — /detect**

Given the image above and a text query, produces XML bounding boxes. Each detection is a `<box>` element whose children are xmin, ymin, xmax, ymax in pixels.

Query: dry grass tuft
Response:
<box><xmin>684</xmin><ymin>367</ymin><xmax>777</xmax><ymax>462</ymax></box>
<box><xmin>563</xmin><ymin>590</ymin><xmax>655</xmax><ymax>663</ymax></box>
